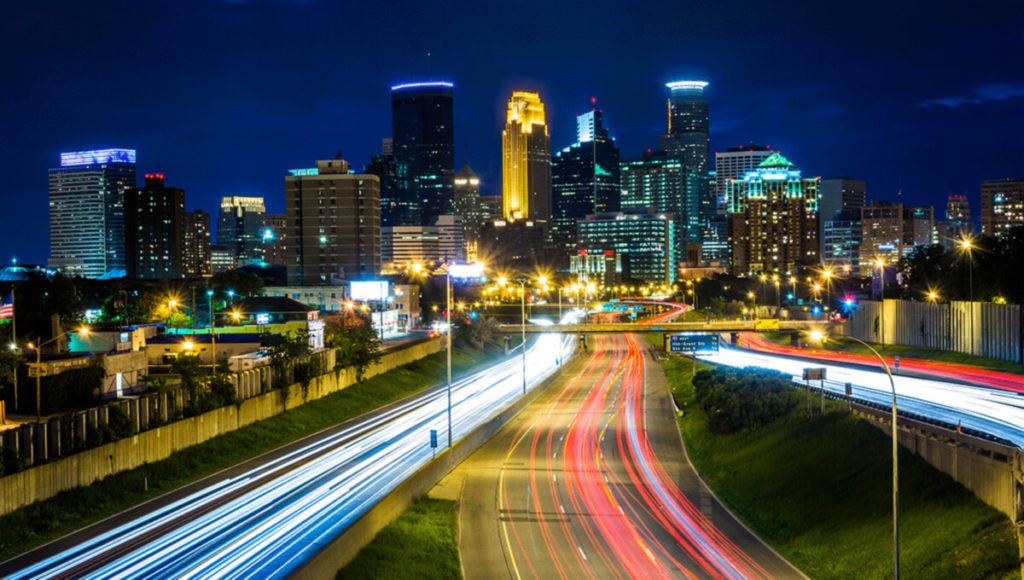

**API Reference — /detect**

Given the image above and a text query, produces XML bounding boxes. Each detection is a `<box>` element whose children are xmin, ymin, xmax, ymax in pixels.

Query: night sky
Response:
<box><xmin>3</xmin><ymin>0</ymin><xmax>1022</xmax><ymax>266</ymax></box>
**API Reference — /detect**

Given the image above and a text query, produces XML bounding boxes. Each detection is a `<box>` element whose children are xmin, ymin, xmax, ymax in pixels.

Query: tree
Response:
<box><xmin>325</xmin><ymin>311</ymin><xmax>380</xmax><ymax>381</ymax></box>
<box><xmin>14</xmin><ymin>272</ymin><xmax>84</xmax><ymax>341</ymax></box>
<box><xmin>453</xmin><ymin>313</ymin><xmax>498</xmax><ymax>350</ymax></box>
<box><xmin>210</xmin><ymin>270</ymin><xmax>264</xmax><ymax>298</ymax></box>
<box><xmin>269</xmin><ymin>329</ymin><xmax>312</xmax><ymax>389</ymax></box>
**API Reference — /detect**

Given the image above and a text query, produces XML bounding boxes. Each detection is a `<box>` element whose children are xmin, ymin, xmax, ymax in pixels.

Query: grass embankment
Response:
<box><xmin>653</xmin><ymin>341</ymin><xmax>1018</xmax><ymax>579</ymax></box>
<box><xmin>0</xmin><ymin>343</ymin><xmax>506</xmax><ymax>561</ymax></box>
<box><xmin>760</xmin><ymin>331</ymin><xmax>1024</xmax><ymax>376</ymax></box>
<box><xmin>337</xmin><ymin>497</ymin><xmax>460</xmax><ymax>580</ymax></box>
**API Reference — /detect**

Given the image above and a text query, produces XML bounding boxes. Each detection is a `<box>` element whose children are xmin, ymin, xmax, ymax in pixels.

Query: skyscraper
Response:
<box><xmin>620</xmin><ymin>150</ymin><xmax>699</xmax><ymax>261</ymax></box>
<box><xmin>391</xmin><ymin>82</ymin><xmax>455</xmax><ymax>225</ymax></box>
<box><xmin>260</xmin><ymin>213</ymin><xmax>287</xmax><ymax>266</ymax></box>
<box><xmin>980</xmin><ymin>178</ymin><xmax>1024</xmax><ymax>239</ymax></box>
<box><xmin>502</xmin><ymin>91</ymin><xmax>551</xmax><ymax>222</ymax></box>
<box><xmin>818</xmin><ymin>178</ymin><xmax>867</xmax><ymax>259</ymax></box>
<box><xmin>660</xmin><ymin>81</ymin><xmax>710</xmax><ymax>176</ymax></box>
<box><xmin>715</xmin><ymin>146</ymin><xmax>775</xmax><ymax>201</ymax></box>
<box><xmin>124</xmin><ymin>173</ymin><xmax>185</xmax><ymax>280</ymax></box>
<box><xmin>218</xmin><ymin>196</ymin><xmax>266</xmax><ymax>265</ymax></box>
<box><xmin>183</xmin><ymin>210</ymin><xmax>212</xmax><ymax>278</ymax></box>
<box><xmin>859</xmin><ymin>202</ymin><xmax>936</xmax><ymax>275</ymax></box>
<box><xmin>48</xmin><ymin>148</ymin><xmax>136</xmax><ymax>278</ymax></box>
<box><xmin>285</xmin><ymin>158</ymin><xmax>381</xmax><ymax>286</ymax></box>
<box><xmin>577</xmin><ymin>209</ymin><xmax>676</xmax><ymax>284</ymax></box>
<box><xmin>452</xmin><ymin>165</ymin><xmax>490</xmax><ymax>253</ymax></box>
<box><xmin>551</xmin><ymin>106</ymin><xmax>621</xmax><ymax>258</ymax></box>
<box><xmin>726</xmin><ymin>153</ymin><xmax>820</xmax><ymax>275</ymax></box>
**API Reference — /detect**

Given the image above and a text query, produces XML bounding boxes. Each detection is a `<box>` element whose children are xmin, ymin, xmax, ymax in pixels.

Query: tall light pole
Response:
<box><xmin>207</xmin><ymin>290</ymin><xmax>218</xmax><ymax>376</ymax></box>
<box><xmin>518</xmin><ymin>279</ymin><xmax>527</xmax><ymax>395</ymax></box>
<box><xmin>959</xmin><ymin>237</ymin><xmax>975</xmax><ymax>354</ymax></box>
<box><xmin>809</xmin><ymin>330</ymin><xmax>899</xmax><ymax>579</ymax></box>
<box><xmin>444</xmin><ymin>262</ymin><xmax>485</xmax><ymax>447</ymax></box>
<box><xmin>875</xmin><ymin>258</ymin><xmax>886</xmax><ymax>347</ymax></box>
<box><xmin>822</xmin><ymin>265</ymin><xmax>834</xmax><ymax>321</ymax></box>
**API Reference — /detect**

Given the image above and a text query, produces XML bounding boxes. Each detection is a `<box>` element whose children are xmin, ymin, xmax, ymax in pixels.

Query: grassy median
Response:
<box><xmin>654</xmin><ymin>345</ymin><xmax>1018</xmax><ymax>579</ymax></box>
<box><xmin>0</xmin><ymin>343</ymin><xmax>507</xmax><ymax>562</ymax></box>
<box><xmin>337</xmin><ymin>497</ymin><xmax>460</xmax><ymax>580</ymax></box>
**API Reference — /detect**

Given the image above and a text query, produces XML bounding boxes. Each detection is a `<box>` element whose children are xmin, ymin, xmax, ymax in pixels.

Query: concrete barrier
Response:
<box><xmin>293</xmin><ymin>353</ymin><xmax>580</xmax><ymax>578</ymax></box>
<box><xmin>0</xmin><ymin>339</ymin><xmax>442</xmax><ymax>517</ymax></box>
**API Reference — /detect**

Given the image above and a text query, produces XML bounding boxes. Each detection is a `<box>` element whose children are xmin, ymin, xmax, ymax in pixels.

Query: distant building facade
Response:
<box><xmin>859</xmin><ymin>201</ymin><xmax>936</xmax><ymax>275</ymax></box>
<box><xmin>944</xmin><ymin>194</ymin><xmax>972</xmax><ymax>237</ymax></box>
<box><xmin>452</xmin><ymin>165</ymin><xmax>490</xmax><ymax>253</ymax></box>
<box><xmin>502</xmin><ymin>91</ymin><xmax>551</xmax><ymax>222</ymax></box>
<box><xmin>218</xmin><ymin>196</ymin><xmax>266</xmax><ymax>266</ymax></box>
<box><xmin>124</xmin><ymin>173</ymin><xmax>185</xmax><ymax>280</ymax></box>
<box><xmin>822</xmin><ymin>210</ymin><xmax>862</xmax><ymax>272</ymax></box>
<box><xmin>48</xmin><ymin>148</ymin><xmax>136</xmax><ymax>278</ymax></box>
<box><xmin>260</xmin><ymin>213</ymin><xmax>287</xmax><ymax>266</ymax></box>
<box><xmin>726</xmin><ymin>153</ymin><xmax>819</xmax><ymax>275</ymax></box>
<box><xmin>365</xmin><ymin>138</ymin><xmax>402</xmax><ymax>227</ymax></box>
<box><xmin>183</xmin><ymin>209</ymin><xmax>212</xmax><ymax>278</ymax></box>
<box><xmin>285</xmin><ymin>158</ymin><xmax>381</xmax><ymax>286</ymax></box>
<box><xmin>577</xmin><ymin>210</ymin><xmax>676</xmax><ymax>284</ymax></box>
<box><xmin>621</xmin><ymin>149</ymin><xmax>700</xmax><ymax>258</ymax></box>
<box><xmin>478</xmin><ymin>220</ymin><xmax>548</xmax><ymax>272</ymax></box>
<box><xmin>382</xmin><ymin>215</ymin><xmax>464</xmax><ymax>268</ymax></box>
<box><xmin>980</xmin><ymin>178</ymin><xmax>1024</xmax><ymax>239</ymax></box>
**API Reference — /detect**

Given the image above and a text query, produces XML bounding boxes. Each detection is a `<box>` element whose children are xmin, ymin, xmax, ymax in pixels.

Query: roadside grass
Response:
<box><xmin>0</xmin><ymin>343</ymin><xmax>506</xmax><ymax>562</ymax></box>
<box><xmin>759</xmin><ymin>331</ymin><xmax>1024</xmax><ymax>375</ymax></box>
<box><xmin>337</xmin><ymin>497</ymin><xmax>460</xmax><ymax>580</ymax></box>
<box><xmin>651</xmin><ymin>339</ymin><xmax>1018</xmax><ymax>579</ymax></box>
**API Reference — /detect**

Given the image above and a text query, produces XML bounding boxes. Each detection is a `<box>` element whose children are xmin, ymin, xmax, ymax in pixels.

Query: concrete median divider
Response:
<box><xmin>293</xmin><ymin>352</ymin><xmax>581</xmax><ymax>579</ymax></box>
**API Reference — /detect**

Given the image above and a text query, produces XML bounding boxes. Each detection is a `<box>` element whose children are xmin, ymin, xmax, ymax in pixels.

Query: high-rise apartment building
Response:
<box><xmin>391</xmin><ymin>82</ymin><xmax>455</xmax><ymax>225</ymax></box>
<box><xmin>218</xmin><ymin>196</ymin><xmax>266</xmax><ymax>265</ymax></box>
<box><xmin>726</xmin><ymin>153</ymin><xmax>820</xmax><ymax>275</ymax></box>
<box><xmin>183</xmin><ymin>210</ymin><xmax>212</xmax><ymax>278</ymax></box>
<box><xmin>551</xmin><ymin>107</ymin><xmax>621</xmax><ymax>258</ymax></box>
<box><xmin>621</xmin><ymin>150</ymin><xmax>700</xmax><ymax>258</ymax></box>
<box><xmin>261</xmin><ymin>213</ymin><xmax>287</xmax><ymax>266</ymax></box>
<box><xmin>818</xmin><ymin>178</ymin><xmax>867</xmax><ymax>259</ymax></box>
<box><xmin>124</xmin><ymin>173</ymin><xmax>185</xmax><ymax>280</ymax></box>
<box><xmin>945</xmin><ymin>194</ymin><xmax>972</xmax><ymax>236</ymax></box>
<box><xmin>981</xmin><ymin>179</ymin><xmax>1024</xmax><ymax>239</ymax></box>
<box><xmin>48</xmin><ymin>148</ymin><xmax>136</xmax><ymax>278</ymax></box>
<box><xmin>285</xmin><ymin>158</ymin><xmax>381</xmax><ymax>286</ymax></box>
<box><xmin>859</xmin><ymin>201</ymin><xmax>936</xmax><ymax>275</ymax></box>
<box><xmin>577</xmin><ymin>209</ymin><xmax>676</xmax><ymax>284</ymax></box>
<box><xmin>502</xmin><ymin>91</ymin><xmax>551</xmax><ymax>222</ymax></box>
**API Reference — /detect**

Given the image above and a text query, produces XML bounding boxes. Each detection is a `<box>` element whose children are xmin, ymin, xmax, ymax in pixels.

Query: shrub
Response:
<box><xmin>106</xmin><ymin>404</ymin><xmax>135</xmax><ymax>438</ymax></box>
<box><xmin>691</xmin><ymin>366</ymin><xmax>799</xmax><ymax>434</ymax></box>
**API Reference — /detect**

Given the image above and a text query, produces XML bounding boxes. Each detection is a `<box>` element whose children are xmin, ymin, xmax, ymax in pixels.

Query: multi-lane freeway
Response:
<box><xmin>701</xmin><ymin>340</ymin><xmax>1024</xmax><ymax>448</ymax></box>
<box><xmin>0</xmin><ymin>333</ymin><xmax>575</xmax><ymax>579</ymax></box>
<box><xmin>452</xmin><ymin>333</ymin><xmax>801</xmax><ymax>579</ymax></box>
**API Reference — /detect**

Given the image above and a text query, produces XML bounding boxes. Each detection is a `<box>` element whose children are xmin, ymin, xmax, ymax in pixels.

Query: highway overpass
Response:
<box><xmin>496</xmin><ymin>319</ymin><xmax>824</xmax><ymax>333</ymax></box>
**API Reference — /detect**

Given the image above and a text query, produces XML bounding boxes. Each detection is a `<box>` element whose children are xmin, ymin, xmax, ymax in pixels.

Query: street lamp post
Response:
<box><xmin>444</xmin><ymin>262</ymin><xmax>485</xmax><ymax>448</ymax></box>
<box><xmin>207</xmin><ymin>290</ymin><xmax>218</xmax><ymax>376</ymax></box>
<box><xmin>518</xmin><ymin>279</ymin><xmax>527</xmax><ymax>395</ymax></box>
<box><xmin>810</xmin><ymin>330</ymin><xmax>899</xmax><ymax>579</ymax></box>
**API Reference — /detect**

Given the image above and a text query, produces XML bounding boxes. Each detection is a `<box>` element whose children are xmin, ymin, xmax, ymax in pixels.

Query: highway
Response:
<box><xmin>700</xmin><ymin>343</ymin><xmax>1024</xmax><ymax>448</ymax></box>
<box><xmin>0</xmin><ymin>333</ymin><xmax>575</xmax><ymax>579</ymax></box>
<box><xmin>453</xmin><ymin>333</ymin><xmax>801</xmax><ymax>579</ymax></box>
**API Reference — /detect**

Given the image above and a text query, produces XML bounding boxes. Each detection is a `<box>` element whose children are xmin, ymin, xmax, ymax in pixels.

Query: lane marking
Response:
<box><xmin>577</xmin><ymin>546</ymin><xmax>588</xmax><ymax>561</ymax></box>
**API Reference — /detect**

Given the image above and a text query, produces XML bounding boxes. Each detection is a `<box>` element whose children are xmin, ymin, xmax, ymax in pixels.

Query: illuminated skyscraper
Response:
<box><xmin>551</xmin><ymin>106</ymin><xmax>621</xmax><ymax>258</ymax></box>
<box><xmin>218</xmin><ymin>196</ymin><xmax>266</xmax><ymax>265</ymax></box>
<box><xmin>48</xmin><ymin>148</ymin><xmax>136</xmax><ymax>278</ymax></box>
<box><xmin>183</xmin><ymin>210</ymin><xmax>212</xmax><ymax>277</ymax></box>
<box><xmin>944</xmin><ymin>194</ymin><xmax>972</xmax><ymax>236</ymax></box>
<box><xmin>980</xmin><ymin>178</ymin><xmax>1024</xmax><ymax>239</ymax></box>
<box><xmin>726</xmin><ymin>153</ymin><xmax>820</xmax><ymax>275</ymax></box>
<box><xmin>391</xmin><ymin>82</ymin><xmax>455</xmax><ymax>225</ymax></box>
<box><xmin>502</xmin><ymin>91</ymin><xmax>551</xmax><ymax>222</ymax></box>
<box><xmin>660</xmin><ymin>81</ymin><xmax>709</xmax><ymax>176</ymax></box>
<box><xmin>621</xmin><ymin>150</ymin><xmax>699</xmax><ymax>263</ymax></box>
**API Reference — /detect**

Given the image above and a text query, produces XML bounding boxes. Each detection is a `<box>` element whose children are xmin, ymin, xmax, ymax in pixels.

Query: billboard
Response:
<box><xmin>350</xmin><ymin>280</ymin><xmax>390</xmax><ymax>301</ymax></box>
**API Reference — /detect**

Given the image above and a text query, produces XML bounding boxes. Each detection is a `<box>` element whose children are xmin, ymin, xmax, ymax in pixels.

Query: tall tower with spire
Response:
<box><xmin>502</xmin><ymin>91</ymin><xmax>551</xmax><ymax>222</ymax></box>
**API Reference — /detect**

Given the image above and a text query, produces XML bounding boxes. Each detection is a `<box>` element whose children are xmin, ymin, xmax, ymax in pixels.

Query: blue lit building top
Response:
<box><xmin>390</xmin><ymin>81</ymin><xmax>454</xmax><ymax>92</ymax></box>
<box><xmin>59</xmin><ymin>148</ymin><xmax>136</xmax><ymax>167</ymax></box>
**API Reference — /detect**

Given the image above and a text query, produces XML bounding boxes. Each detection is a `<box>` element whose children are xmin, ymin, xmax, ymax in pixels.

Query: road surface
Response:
<box><xmin>451</xmin><ymin>333</ymin><xmax>801</xmax><ymax>579</ymax></box>
<box><xmin>701</xmin><ymin>342</ymin><xmax>1024</xmax><ymax>447</ymax></box>
<box><xmin>0</xmin><ymin>333</ymin><xmax>574</xmax><ymax>579</ymax></box>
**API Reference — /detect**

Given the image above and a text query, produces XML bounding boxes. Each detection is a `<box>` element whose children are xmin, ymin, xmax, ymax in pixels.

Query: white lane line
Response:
<box><xmin>578</xmin><ymin>546</ymin><xmax>588</xmax><ymax>561</ymax></box>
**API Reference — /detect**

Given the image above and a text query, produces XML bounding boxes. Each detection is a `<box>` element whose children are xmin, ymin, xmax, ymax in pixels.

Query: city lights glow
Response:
<box><xmin>59</xmin><ymin>149</ymin><xmax>136</xmax><ymax>167</ymax></box>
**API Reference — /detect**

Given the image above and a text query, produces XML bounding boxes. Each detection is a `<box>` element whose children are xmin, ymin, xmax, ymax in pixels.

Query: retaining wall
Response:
<box><xmin>0</xmin><ymin>339</ymin><xmax>441</xmax><ymax>517</ymax></box>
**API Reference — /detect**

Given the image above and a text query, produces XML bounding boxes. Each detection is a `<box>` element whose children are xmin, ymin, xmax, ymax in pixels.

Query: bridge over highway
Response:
<box><xmin>496</xmin><ymin>319</ymin><xmax>824</xmax><ymax>333</ymax></box>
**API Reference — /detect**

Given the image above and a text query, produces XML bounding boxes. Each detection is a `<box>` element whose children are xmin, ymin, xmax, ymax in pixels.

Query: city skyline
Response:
<box><xmin>3</xmin><ymin>0</ymin><xmax>1023</xmax><ymax>265</ymax></box>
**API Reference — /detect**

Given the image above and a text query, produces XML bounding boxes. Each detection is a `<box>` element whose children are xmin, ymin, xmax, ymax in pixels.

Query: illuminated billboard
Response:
<box><xmin>350</xmin><ymin>280</ymin><xmax>390</xmax><ymax>301</ymax></box>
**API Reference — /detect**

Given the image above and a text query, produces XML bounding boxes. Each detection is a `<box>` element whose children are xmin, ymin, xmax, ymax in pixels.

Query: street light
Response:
<box><xmin>206</xmin><ymin>290</ymin><xmax>218</xmax><ymax>376</ymax></box>
<box><xmin>444</xmin><ymin>261</ymin><xmax>485</xmax><ymax>448</ymax></box>
<box><xmin>809</xmin><ymin>329</ymin><xmax>899</xmax><ymax>579</ymax></box>
<box><xmin>875</xmin><ymin>258</ymin><xmax>887</xmax><ymax>347</ymax></box>
<box><xmin>32</xmin><ymin>326</ymin><xmax>91</xmax><ymax>423</ymax></box>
